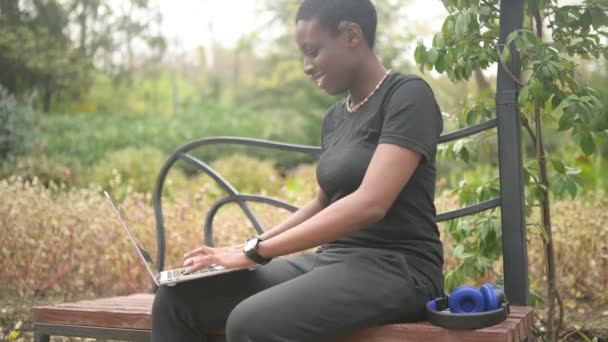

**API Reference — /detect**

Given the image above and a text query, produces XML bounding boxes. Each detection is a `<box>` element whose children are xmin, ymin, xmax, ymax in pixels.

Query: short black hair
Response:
<box><xmin>296</xmin><ymin>0</ymin><xmax>378</xmax><ymax>50</ymax></box>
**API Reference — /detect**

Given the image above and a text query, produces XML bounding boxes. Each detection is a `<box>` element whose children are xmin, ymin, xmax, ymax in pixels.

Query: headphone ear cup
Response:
<box><xmin>480</xmin><ymin>283</ymin><xmax>499</xmax><ymax>310</ymax></box>
<box><xmin>448</xmin><ymin>286</ymin><xmax>486</xmax><ymax>313</ymax></box>
<box><xmin>493</xmin><ymin>284</ymin><xmax>506</xmax><ymax>305</ymax></box>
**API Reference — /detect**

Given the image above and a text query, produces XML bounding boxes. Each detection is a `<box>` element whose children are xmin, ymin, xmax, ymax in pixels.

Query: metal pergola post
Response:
<box><xmin>496</xmin><ymin>0</ymin><xmax>529</xmax><ymax>305</ymax></box>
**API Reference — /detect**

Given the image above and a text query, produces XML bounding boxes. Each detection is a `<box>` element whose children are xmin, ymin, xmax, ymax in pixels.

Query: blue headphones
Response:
<box><xmin>425</xmin><ymin>283</ymin><xmax>510</xmax><ymax>330</ymax></box>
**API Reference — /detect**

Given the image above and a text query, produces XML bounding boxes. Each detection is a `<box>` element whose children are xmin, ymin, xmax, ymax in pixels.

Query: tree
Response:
<box><xmin>415</xmin><ymin>0</ymin><xmax>607</xmax><ymax>340</ymax></box>
<box><xmin>0</xmin><ymin>0</ymin><xmax>92</xmax><ymax>112</ymax></box>
<box><xmin>0</xmin><ymin>0</ymin><xmax>166</xmax><ymax>112</ymax></box>
<box><xmin>64</xmin><ymin>0</ymin><xmax>166</xmax><ymax>81</ymax></box>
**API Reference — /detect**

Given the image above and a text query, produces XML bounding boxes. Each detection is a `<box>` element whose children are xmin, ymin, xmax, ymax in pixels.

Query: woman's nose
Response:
<box><xmin>303</xmin><ymin>57</ymin><xmax>315</xmax><ymax>75</ymax></box>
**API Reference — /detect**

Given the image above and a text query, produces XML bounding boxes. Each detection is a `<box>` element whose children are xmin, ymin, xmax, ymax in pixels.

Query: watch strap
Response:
<box><xmin>244</xmin><ymin>236</ymin><xmax>272</xmax><ymax>265</ymax></box>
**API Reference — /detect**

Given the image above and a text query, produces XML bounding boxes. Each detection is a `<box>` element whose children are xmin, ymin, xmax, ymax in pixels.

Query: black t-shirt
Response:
<box><xmin>316</xmin><ymin>73</ymin><xmax>444</xmax><ymax>296</ymax></box>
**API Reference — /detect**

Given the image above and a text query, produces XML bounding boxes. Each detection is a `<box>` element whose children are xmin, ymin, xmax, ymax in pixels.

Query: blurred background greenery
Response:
<box><xmin>0</xmin><ymin>0</ymin><xmax>606</xmax><ymax>340</ymax></box>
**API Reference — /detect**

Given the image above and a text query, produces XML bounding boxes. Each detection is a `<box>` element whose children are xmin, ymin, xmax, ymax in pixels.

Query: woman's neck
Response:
<box><xmin>348</xmin><ymin>57</ymin><xmax>388</xmax><ymax>105</ymax></box>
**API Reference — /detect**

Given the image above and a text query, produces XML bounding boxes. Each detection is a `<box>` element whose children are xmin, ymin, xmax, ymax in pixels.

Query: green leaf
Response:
<box><xmin>522</xmin><ymin>167</ymin><xmax>533</xmax><ymax>186</ymax></box>
<box><xmin>580</xmin><ymin>133</ymin><xmax>595</xmax><ymax>155</ymax></box>
<box><xmin>435</xmin><ymin>53</ymin><xmax>447</xmax><ymax>73</ymax></box>
<box><xmin>518</xmin><ymin>86</ymin><xmax>529</xmax><ymax>105</ymax></box>
<box><xmin>414</xmin><ymin>43</ymin><xmax>427</xmax><ymax>71</ymax></box>
<box><xmin>558</xmin><ymin>110</ymin><xmax>576</xmax><ymax>131</ymax></box>
<box><xmin>479</xmin><ymin>4</ymin><xmax>492</xmax><ymax>16</ymax></box>
<box><xmin>505</xmin><ymin>31</ymin><xmax>519</xmax><ymax>48</ymax></box>
<box><xmin>590</xmin><ymin>8</ymin><xmax>608</xmax><ymax>30</ymax></box>
<box><xmin>572</xmin><ymin>174</ymin><xmax>584</xmax><ymax>187</ymax></box>
<box><xmin>565</xmin><ymin>176</ymin><xmax>578</xmax><ymax>198</ymax></box>
<box><xmin>533</xmin><ymin>185</ymin><xmax>546</xmax><ymax>203</ymax></box>
<box><xmin>459</xmin><ymin>146</ymin><xmax>470</xmax><ymax>163</ymax></box>
<box><xmin>579</xmin><ymin>9</ymin><xmax>592</xmax><ymax>30</ymax></box>
<box><xmin>466</xmin><ymin>109</ymin><xmax>478</xmax><ymax>126</ymax></box>
<box><xmin>427</xmin><ymin>48</ymin><xmax>439</xmax><ymax>64</ymax></box>
<box><xmin>529</xmin><ymin>78</ymin><xmax>545</xmax><ymax>100</ymax></box>
<box><xmin>527</xmin><ymin>0</ymin><xmax>539</xmax><ymax>12</ymax></box>
<box><xmin>442</xmin><ymin>16</ymin><xmax>455</xmax><ymax>37</ymax></box>
<box><xmin>551</xmin><ymin>176</ymin><xmax>566</xmax><ymax>196</ymax></box>
<box><xmin>455</xmin><ymin>13</ymin><xmax>469</xmax><ymax>36</ymax></box>
<box><xmin>479</xmin><ymin>186</ymin><xmax>495</xmax><ymax>202</ymax></box>
<box><xmin>500</xmin><ymin>43</ymin><xmax>511</xmax><ymax>64</ymax></box>
<box><xmin>453</xmin><ymin>244</ymin><xmax>465</xmax><ymax>258</ymax></box>
<box><xmin>551</xmin><ymin>159</ymin><xmax>566</xmax><ymax>174</ymax></box>
<box><xmin>433</xmin><ymin>33</ymin><xmax>445</xmax><ymax>47</ymax></box>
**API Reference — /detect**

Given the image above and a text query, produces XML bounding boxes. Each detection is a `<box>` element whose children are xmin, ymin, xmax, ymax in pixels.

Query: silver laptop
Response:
<box><xmin>104</xmin><ymin>191</ymin><xmax>258</xmax><ymax>286</ymax></box>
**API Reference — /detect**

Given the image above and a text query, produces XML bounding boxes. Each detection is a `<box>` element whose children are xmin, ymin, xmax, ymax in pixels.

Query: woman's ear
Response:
<box><xmin>342</xmin><ymin>22</ymin><xmax>363</xmax><ymax>47</ymax></box>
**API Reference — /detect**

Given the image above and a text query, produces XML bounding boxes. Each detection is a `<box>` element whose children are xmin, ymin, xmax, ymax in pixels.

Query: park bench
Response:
<box><xmin>32</xmin><ymin>135</ymin><xmax>535</xmax><ymax>342</ymax></box>
<box><xmin>32</xmin><ymin>1</ymin><xmax>534</xmax><ymax>340</ymax></box>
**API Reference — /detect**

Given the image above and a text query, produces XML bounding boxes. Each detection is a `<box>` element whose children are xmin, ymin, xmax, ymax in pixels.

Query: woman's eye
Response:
<box><xmin>306</xmin><ymin>48</ymin><xmax>318</xmax><ymax>57</ymax></box>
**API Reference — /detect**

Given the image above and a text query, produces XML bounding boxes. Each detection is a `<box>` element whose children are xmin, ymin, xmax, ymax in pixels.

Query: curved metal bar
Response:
<box><xmin>204</xmin><ymin>195</ymin><xmax>299</xmax><ymax>247</ymax></box>
<box><xmin>179</xmin><ymin>153</ymin><xmax>265</xmax><ymax>236</ymax></box>
<box><xmin>179</xmin><ymin>153</ymin><xmax>239</xmax><ymax>196</ymax></box>
<box><xmin>435</xmin><ymin>198</ymin><xmax>501</xmax><ymax>222</ymax></box>
<box><xmin>153</xmin><ymin>137</ymin><xmax>319</xmax><ymax>274</ymax></box>
<box><xmin>438</xmin><ymin>119</ymin><xmax>498</xmax><ymax>144</ymax></box>
<box><xmin>175</xmin><ymin>136</ymin><xmax>321</xmax><ymax>156</ymax></box>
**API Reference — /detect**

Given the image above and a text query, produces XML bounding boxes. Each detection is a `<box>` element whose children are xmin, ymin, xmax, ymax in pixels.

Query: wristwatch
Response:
<box><xmin>243</xmin><ymin>236</ymin><xmax>273</xmax><ymax>265</ymax></box>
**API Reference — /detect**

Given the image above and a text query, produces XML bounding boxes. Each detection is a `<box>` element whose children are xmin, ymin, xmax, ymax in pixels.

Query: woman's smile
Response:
<box><xmin>313</xmin><ymin>74</ymin><xmax>326</xmax><ymax>87</ymax></box>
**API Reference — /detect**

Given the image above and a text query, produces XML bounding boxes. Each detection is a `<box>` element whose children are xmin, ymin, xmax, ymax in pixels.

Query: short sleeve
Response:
<box><xmin>320</xmin><ymin>111</ymin><xmax>328</xmax><ymax>153</ymax></box>
<box><xmin>319</xmin><ymin>101</ymin><xmax>341</xmax><ymax>154</ymax></box>
<box><xmin>378</xmin><ymin>78</ymin><xmax>443</xmax><ymax>163</ymax></box>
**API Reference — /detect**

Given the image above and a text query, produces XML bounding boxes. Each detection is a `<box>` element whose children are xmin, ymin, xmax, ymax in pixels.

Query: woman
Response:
<box><xmin>152</xmin><ymin>0</ymin><xmax>444</xmax><ymax>341</ymax></box>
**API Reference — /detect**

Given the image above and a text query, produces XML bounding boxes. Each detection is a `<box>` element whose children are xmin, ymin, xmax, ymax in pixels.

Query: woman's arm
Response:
<box><xmin>259</xmin><ymin>189</ymin><xmax>329</xmax><ymax>240</ymax></box>
<box><xmin>182</xmin><ymin>189</ymin><xmax>329</xmax><ymax>271</ymax></box>
<box><xmin>257</xmin><ymin>143</ymin><xmax>421</xmax><ymax>257</ymax></box>
<box><xmin>183</xmin><ymin>144</ymin><xmax>421</xmax><ymax>272</ymax></box>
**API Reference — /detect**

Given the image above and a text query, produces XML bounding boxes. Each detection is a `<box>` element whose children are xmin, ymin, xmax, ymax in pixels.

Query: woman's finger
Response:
<box><xmin>185</xmin><ymin>255</ymin><xmax>215</xmax><ymax>274</ymax></box>
<box><xmin>183</xmin><ymin>245</ymin><xmax>211</xmax><ymax>259</ymax></box>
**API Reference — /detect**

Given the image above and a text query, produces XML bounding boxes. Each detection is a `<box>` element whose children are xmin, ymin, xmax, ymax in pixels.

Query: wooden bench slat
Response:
<box><xmin>33</xmin><ymin>294</ymin><xmax>533</xmax><ymax>341</ymax></box>
<box><xmin>32</xmin><ymin>294</ymin><xmax>154</xmax><ymax>330</ymax></box>
<box><xmin>33</xmin><ymin>309</ymin><xmax>151</xmax><ymax>330</ymax></box>
<box><xmin>344</xmin><ymin>306</ymin><xmax>533</xmax><ymax>342</ymax></box>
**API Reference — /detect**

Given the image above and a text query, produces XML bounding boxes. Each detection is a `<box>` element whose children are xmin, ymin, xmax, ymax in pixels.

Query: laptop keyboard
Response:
<box><xmin>166</xmin><ymin>265</ymin><xmax>224</xmax><ymax>280</ymax></box>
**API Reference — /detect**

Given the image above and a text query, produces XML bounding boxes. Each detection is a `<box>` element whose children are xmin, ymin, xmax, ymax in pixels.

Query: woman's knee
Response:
<box><xmin>225</xmin><ymin>300</ymin><xmax>273</xmax><ymax>342</ymax></box>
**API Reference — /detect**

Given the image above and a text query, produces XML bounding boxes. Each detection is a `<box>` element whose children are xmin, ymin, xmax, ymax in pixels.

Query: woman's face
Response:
<box><xmin>295</xmin><ymin>18</ymin><xmax>356</xmax><ymax>96</ymax></box>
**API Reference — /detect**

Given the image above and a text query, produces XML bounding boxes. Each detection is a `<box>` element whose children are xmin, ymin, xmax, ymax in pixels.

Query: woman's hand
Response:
<box><xmin>182</xmin><ymin>243</ymin><xmax>256</xmax><ymax>273</ymax></box>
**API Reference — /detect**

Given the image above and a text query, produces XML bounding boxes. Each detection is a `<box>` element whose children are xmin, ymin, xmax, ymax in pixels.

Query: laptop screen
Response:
<box><xmin>104</xmin><ymin>191</ymin><xmax>159</xmax><ymax>283</ymax></box>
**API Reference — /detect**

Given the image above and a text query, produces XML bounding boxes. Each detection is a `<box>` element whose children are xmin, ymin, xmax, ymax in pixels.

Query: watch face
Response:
<box><xmin>245</xmin><ymin>237</ymin><xmax>258</xmax><ymax>251</ymax></box>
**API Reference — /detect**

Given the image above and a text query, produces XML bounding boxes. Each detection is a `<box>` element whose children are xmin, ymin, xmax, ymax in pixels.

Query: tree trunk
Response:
<box><xmin>79</xmin><ymin>1</ymin><xmax>88</xmax><ymax>54</ymax></box>
<box><xmin>43</xmin><ymin>86</ymin><xmax>53</xmax><ymax>113</ymax></box>
<box><xmin>533</xmin><ymin>9</ymin><xmax>562</xmax><ymax>341</ymax></box>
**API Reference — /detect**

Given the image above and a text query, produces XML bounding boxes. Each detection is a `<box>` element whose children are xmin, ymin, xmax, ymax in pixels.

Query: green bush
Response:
<box><xmin>210</xmin><ymin>155</ymin><xmax>282</xmax><ymax>196</ymax></box>
<box><xmin>90</xmin><ymin>147</ymin><xmax>187</xmax><ymax>200</ymax></box>
<box><xmin>0</xmin><ymin>154</ymin><xmax>82</xmax><ymax>187</ymax></box>
<box><xmin>39</xmin><ymin>104</ymin><xmax>320</xmax><ymax>169</ymax></box>
<box><xmin>0</xmin><ymin>86</ymin><xmax>36</xmax><ymax>161</ymax></box>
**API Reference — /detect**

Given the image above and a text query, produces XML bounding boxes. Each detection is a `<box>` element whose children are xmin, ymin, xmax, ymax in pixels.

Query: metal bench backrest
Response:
<box><xmin>152</xmin><ymin>0</ymin><xmax>528</xmax><ymax>307</ymax></box>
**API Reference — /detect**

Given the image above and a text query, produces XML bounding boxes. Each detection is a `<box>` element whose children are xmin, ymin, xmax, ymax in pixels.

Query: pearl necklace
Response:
<box><xmin>346</xmin><ymin>69</ymin><xmax>391</xmax><ymax>113</ymax></box>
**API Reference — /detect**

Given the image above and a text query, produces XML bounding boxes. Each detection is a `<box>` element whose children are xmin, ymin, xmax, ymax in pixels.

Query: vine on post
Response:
<box><xmin>415</xmin><ymin>0</ymin><xmax>607</xmax><ymax>340</ymax></box>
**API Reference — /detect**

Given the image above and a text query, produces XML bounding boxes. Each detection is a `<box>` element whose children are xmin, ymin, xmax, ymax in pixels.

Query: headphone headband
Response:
<box><xmin>426</xmin><ymin>300</ymin><xmax>510</xmax><ymax>330</ymax></box>
<box><xmin>425</xmin><ymin>283</ymin><xmax>510</xmax><ymax>330</ymax></box>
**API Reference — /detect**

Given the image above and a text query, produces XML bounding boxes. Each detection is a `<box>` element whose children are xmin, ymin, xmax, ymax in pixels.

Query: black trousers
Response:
<box><xmin>151</xmin><ymin>247</ymin><xmax>432</xmax><ymax>342</ymax></box>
